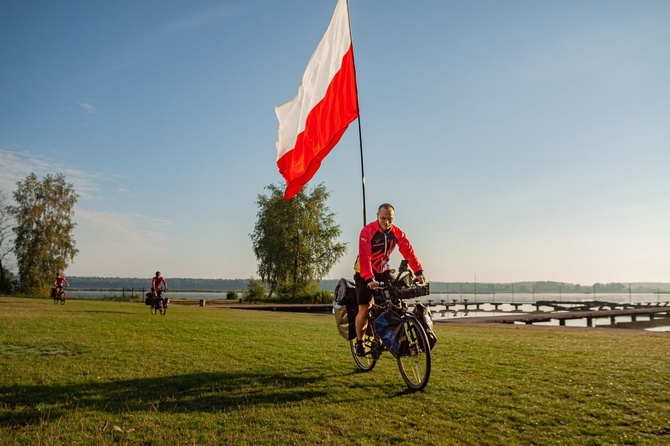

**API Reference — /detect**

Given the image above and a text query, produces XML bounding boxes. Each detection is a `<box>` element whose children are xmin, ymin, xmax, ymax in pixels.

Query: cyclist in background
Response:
<box><xmin>152</xmin><ymin>271</ymin><xmax>168</xmax><ymax>297</ymax></box>
<box><xmin>353</xmin><ymin>203</ymin><xmax>426</xmax><ymax>356</ymax></box>
<box><xmin>54</xmin><ymin>273</ymin><xmax>69</xmax><ymax>295</ymax></box>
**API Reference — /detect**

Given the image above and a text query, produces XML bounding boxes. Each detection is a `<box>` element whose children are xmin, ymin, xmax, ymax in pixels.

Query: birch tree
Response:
<box><xmin>250</xmin><ymin>183</ymin><xmax>346</xmax><ymax>299</ymax></box>
<box><xmin>0</xmin><ymin>190</ymin><xmax>16</xmax><ymax>293</ymax></box>
<box><xmin>9</xmin><ymin>173</ymin><xmax>79</xmax><ymax>296</ymax></box>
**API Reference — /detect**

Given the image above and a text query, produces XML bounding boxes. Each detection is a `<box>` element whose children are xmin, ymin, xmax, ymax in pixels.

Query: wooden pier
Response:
<box><xmin>436</xmin><ymin>301</ymin><xmax>670</xmax><ymax>328</ymax></box>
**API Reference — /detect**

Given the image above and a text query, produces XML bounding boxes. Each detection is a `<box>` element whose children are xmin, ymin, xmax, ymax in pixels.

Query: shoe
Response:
<box><xmin>355</xmin><ymin>340</ymin><xmax>366</xmax><ymax>357</ymax></box>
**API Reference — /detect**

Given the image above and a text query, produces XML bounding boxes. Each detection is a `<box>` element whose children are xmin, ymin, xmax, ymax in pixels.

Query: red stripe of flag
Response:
<box><xmin>275</xmin><ymin>0</ymin><xmax>359</xmax><ymax>200</ymax></box>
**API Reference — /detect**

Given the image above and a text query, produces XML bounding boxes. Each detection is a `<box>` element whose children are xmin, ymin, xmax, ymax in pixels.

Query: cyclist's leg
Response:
<box><xmin>354</xmin><ymin>274</ymin><xmax>372</xmax><ymax>341</ymax></box>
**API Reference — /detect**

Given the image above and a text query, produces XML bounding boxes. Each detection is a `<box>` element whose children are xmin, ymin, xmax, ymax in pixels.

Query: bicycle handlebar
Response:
<box><xmin>372</xmin><ymin>282</ymin><xmax>430</xmax><ymax>300</ymax></box>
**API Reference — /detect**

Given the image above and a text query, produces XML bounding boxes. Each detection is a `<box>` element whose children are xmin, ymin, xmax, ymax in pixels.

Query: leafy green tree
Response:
<box><xmin>9</xmin><ymin>173</ymin><xmax>79</xmax><ymax>296</ymax></box>
<box><xmin>0</xmin><ymin>190</ymin><xmax>16</xmax><ymax>293</ymax></box>
<box><xmin>250</xmin><ymin>183</ymin><xmax>346</xmax><ymax>300</ymax></box>
<box><xmin>244</xmin><ymin>277</ymin><xmax>266</xmax><ymax>302</ymax></box>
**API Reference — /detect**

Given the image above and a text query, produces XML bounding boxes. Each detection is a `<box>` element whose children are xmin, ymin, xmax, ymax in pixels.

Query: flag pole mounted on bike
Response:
<box><xmin>274</xmin><ymin>0</ymin><xmax>367</xmax><ymax>226</ymax></box>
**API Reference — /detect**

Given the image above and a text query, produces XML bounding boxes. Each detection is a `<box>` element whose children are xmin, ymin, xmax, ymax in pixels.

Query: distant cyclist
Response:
<box><xmin>152</xmin><ymin>271</ymin><xmax>168</xmax><ymax>298</ymax></box>
<box><xmin>53</xmin><ymin>273</ymin><xmax>69</xmax><ymax>296</ymax></box>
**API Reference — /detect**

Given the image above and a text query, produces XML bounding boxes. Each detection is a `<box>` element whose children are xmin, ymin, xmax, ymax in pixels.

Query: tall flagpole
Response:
<box><xmin>345</xmin><ymin>0</ymin><xmax>367</xmax><ymax>227</ymax></box>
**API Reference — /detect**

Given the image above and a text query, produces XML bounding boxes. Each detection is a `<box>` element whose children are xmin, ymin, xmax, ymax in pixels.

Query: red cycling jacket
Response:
<box><xmin>152</xmin><ymin>276</ymin><xmax>167</xmax><ymax>291</ymax></box>
<box><xmin>354</xmin><ymin>220</ymin><xmax>423</xmax><ymax>283</ymax></box>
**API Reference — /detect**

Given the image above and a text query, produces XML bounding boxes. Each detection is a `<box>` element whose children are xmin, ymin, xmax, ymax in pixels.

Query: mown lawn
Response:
<box><xmin>0</xmin><ymin>297</ymin><xmax>669</xmax><ymax>445</ymax></box>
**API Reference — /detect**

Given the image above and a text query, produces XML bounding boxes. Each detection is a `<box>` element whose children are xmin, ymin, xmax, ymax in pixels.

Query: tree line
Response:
<box><xmin>67</xmin><ymin>277</ymin><xmax>250</xmax><ymax>291</ymax></box>
<box><xmin>64</xmin><ymin>277</ymin><xmax>670</xmax><ymax>295</ymax></box>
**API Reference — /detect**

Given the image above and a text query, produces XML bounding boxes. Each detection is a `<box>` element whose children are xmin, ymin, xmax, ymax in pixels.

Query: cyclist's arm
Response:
<box><xmin>358</xmin><ymin>225</ymin><xmax>375</xmax><ymax>283</ymax></box>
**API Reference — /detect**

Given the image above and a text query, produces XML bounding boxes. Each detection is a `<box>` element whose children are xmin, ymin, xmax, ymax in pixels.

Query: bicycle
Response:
<box><xmin>350</xmin><ymin>280</ymin><xmax>433</xmax><ymax>391</ymax></box>
<box><xmin>150</xmin><ymin>291</ymin><xmax>168</xmax><ymax>316</ymax></box>
<box><xmin>52</xmin><ymin>287</ymin><xmax>66</xmax><ymax>305</ymax></box>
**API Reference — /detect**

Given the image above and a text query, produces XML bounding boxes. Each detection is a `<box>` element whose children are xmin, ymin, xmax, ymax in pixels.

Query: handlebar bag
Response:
<box><xmin>374</xmin><ymin>308</ymin><xmax>408</xmax><ymax>358</ymax></box>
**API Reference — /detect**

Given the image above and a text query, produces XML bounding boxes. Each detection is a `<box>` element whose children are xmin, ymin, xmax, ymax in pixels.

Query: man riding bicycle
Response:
<box><xmin>152</xmin><ymin>271</ymin><xmax>168</xmax><ymax>302</ymax></box>
<box><xmin>53</xmin><ymin>273</ymin><xmax>69</xmax><ymax>296</ymax></box>
<box><xmin>353</xmin><ymin>203</ymin><xmax>426</xmax><ymax>356</ymax></box>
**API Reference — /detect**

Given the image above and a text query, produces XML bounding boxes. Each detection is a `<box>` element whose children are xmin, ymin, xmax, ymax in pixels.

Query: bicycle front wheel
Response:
<box><xmin>397</xmin><ymin>315</ymin><xmax>431</xmax><ymax>391</ymax></box>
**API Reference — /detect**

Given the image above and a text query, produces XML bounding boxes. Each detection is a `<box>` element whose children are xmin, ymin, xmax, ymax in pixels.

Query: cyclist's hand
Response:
<box><xmin>415</xmin><ymin>274</ymin><xmax>426</xmax><ymax>284</ymax></box>
<box><xmin>367</xmin><ymin>280</ymin><xmax>379</xmax><ymax>290</ymax></box>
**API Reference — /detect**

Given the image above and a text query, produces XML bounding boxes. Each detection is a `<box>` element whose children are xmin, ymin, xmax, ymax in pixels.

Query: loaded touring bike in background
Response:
<box><xmin>334</xmin><ymin>261</ymin><xmax>437</xmax><ymax>391</ymax></box>
<box><xmin>145</xmin><ymin>290</ymin><xmax>169</xmax><ymax>315</ymax></box>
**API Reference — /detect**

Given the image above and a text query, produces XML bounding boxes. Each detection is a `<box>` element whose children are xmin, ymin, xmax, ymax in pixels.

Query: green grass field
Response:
<box><xmin>1</xmin><ymin>297</ymin><xmax>669</xmax><ymax>445</ymax></box>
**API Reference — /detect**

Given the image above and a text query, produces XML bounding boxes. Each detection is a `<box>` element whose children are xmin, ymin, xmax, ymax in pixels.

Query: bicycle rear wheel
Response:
<box><xmin>397</xmin><ymin>315</ymin><xmax>431</xmax><ymax>390</ymax></box>
<box><xmin>350</xmin><ymin>326</ymin><xmax>378</xmax><ymax>372</ymax></box>
<box><xmin>150</xmin><ymin>300</ymin><xmax>157</xmax><ymax>315</ymax></box>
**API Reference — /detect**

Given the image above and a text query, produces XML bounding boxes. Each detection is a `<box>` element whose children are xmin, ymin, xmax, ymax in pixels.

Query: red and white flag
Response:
<box><xmin>275</xmin><ymin>0</ymin><xmax>358</xmax><ymax>200</ymax></box>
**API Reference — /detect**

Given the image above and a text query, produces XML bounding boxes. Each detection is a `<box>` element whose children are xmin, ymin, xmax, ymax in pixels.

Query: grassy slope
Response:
<box><xmin>0</xmin><ymin>297</ymin><xmax>668</xmax><ymax>445</ymax></box>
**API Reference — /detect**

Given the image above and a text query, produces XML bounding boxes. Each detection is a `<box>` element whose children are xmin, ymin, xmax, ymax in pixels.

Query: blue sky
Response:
<box><xmin>1</xmin><ymin>0</ymin><xmax>668</xmax><ymax>284</ymax></box>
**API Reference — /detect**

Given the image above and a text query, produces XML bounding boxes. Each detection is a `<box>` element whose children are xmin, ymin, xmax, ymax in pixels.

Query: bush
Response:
<box><xmin>276</xmin><ymin>281</ymin><xmax>333</xmax><ymax>304</ymax></box>
<box><xmin>226</xmin><ymin>290</ymin><xmax>238</xmax><ymax>300</ymax></box>
<box><xmin>244</xmin><ymin>277</ymin><xmax>267</xmax><ymax>303</ymax></box>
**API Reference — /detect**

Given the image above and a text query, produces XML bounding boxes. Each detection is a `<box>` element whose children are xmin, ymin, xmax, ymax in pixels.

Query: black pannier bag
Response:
<box><xmin>334</xmin><ymin>277</ymin><xmax>356</xmax><ymax>305</ymax></box>
<box><xmin>145</xmin><ymin>292</ymin><xmax>153</xmax><ymax>306</ymax></box>
<box><xmin>413</xmin><ymin>303</ymin><xmax>437</xmax><ymax>349</ymax></box>
<box><xmin>334</xmin><ymin>278</ymin><xmax>358</xmax><ymax>340</ymax></box>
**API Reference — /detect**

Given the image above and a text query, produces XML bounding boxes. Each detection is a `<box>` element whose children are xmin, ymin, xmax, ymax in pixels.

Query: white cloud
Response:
<box><xmin>0</xmin><ymin>146</ymin><xmax>176</xmax><ymax>277</ymax></box>
<box><xmin>159</xmin><ymin>6</ymin><xmax>234</xmax><ymax>34</ymax></box>
<box><xmin>0</xmin><ymin>147</ymin><xmax>51</xmax><ymax>193</ymax></box>
<box><xmin>78</xmin><ymin>102</ymin><xmax>97</xmax><ymax>115</ymax></box>
<box><xmin>0</xmin><ymin>147</ymin><xmax>118</xmax><ymax>202</ymax></box>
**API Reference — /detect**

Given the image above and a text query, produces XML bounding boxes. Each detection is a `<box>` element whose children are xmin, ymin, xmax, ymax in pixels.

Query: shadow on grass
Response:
<box><xmin>0</xmin><ymin>369</ymin><xmax>327</xmax><ymax>427</ymax></box>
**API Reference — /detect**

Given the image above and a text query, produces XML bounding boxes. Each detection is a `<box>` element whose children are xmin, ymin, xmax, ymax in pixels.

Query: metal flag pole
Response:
<box><xmin>345</xmin><ymin>0</ymin><xmax>367</xmax><ymax>227</ymax></box>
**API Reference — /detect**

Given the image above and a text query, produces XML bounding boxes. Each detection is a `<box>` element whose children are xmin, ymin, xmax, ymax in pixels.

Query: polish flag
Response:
<box><xmin>275</xmin><ymin>0</ymin><xmax>359</xmax><ymax>200</ymax></box>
